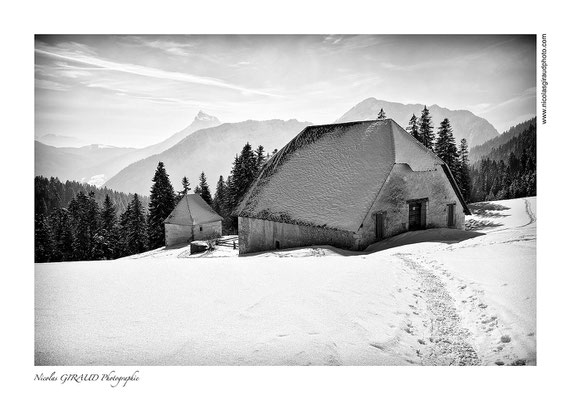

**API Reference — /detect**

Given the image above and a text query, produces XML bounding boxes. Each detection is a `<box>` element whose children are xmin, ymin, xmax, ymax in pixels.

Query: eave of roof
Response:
<box><xmin>440</xmin><ymin>163</ymin><xmax>471</xmax><ymax>215</ymax></box>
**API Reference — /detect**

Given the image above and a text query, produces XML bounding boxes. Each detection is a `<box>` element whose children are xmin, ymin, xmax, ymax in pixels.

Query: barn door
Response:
<box><xmin>409</xmin><ymin>202</ymin><xmax>422</xmax><ymax>230</ymax></box>
<box><xmin>375</xmin><ymin>212</ymin><xmax>386</xmax><ymax>240</ymax></box>
<box><xmin>447</xmin><ymin>204</ymin><xmax>455</xmax><ymax>228</ymax></box>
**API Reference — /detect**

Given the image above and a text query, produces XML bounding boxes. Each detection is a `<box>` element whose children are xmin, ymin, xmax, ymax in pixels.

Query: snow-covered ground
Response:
<box><xmin>35</xmin><ymin>197</ymin><xmax>536</xmax><ymax>366</ymax></box>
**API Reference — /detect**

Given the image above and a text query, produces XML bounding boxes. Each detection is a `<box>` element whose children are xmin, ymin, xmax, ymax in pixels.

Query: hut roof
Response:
<box><xmin>164</xmin><ymin>194</ymin><xmax>223</xmax><ymax>226</ymax></box>
<box><xmin>236</xmin><ymin>119</ymin><xmax>470</xmax><ymax>232</ymax></box>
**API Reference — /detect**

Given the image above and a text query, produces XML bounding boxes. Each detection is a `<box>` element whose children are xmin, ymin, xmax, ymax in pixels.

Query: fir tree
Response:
<box><xmin>377</xmin><ymin>108</ymin><xmax>386</xmax><ymax>120</ymax></box>
<box><xmin>117</xmin><ymin>203</ymin><xmax>133</xmax><ymax>257</ymax></box>
<box><xmin>147</xmin><ymin>162</ymin><xmax>176</xmax><ymax>249</ymax></box>
<box><xmin>198</xmin><ymin>171</ymin><xmax>213</xmax><ymax>205</ymax></box>
<box><xmin>223</xmin><ymin>175</ymin><xmax>235</xmax><ymax>233</ymax></box>
<box><xmin>255</xmin><ymin>145</ymin><xmax>266</xmax><ymax>171</ymax></box>
<box><xmin>194</xmin><ymin>185</ymin><xmax>202</xmax><ymax>195</ymax></box>
<box><xmin>228</xmin><ymin>143</ymin><xmax>257</xmax><ymax>211</ymax></box>
<box><xmin>435</xmin><ymin>118</ymin><xmax>459</xmax><ymax>177</ymax></box>
<box><xmin>182</xmin><ymin>176</ymin><xmax>190</xmax><ymax>192</ymax></box>
<box><xmin>100</xmin><ymin>194</ymin><xmax>118</xmax><ymax>259</ymax></box>
<box><xmin>126</xmin><ymin>194</ymin><xmax>148</xmax><ymax>255</ymax></box>
<box><xmin>226</xmin><ymin>143</ymin><xmax>258</xmax><ymax>232</ymax></box>
<box><xmin>178</xmin><ymin>176</ymin><xmax>191</xmax><ymax>200</ymax></box>
<box><xmin>212</xmin><ymin>175</ymin><xmax>227</xmax><ymax>216</ymax></box>
<box><xmin>458</xmin><ymin>138</ymin><xmax>471</xmax><ymax>201</ymax></box>
<box><xmin>406</xmin><ymin>114</ymin><xmax>421</xmax><ymax>142</ymax></box>
<box><xmin>418</xmin><ymin>106</ymin><xmax>435</xmax><ymax>150</ymax></box>
<box><xmin>101</xmin><ymin>194</ymin><xmax>117</xmax><ymax>233</ymax></box>
<box><xmin>35</xmin><ymin>214</ymin><xmax>54</xmax><ymax>263</ymax></box>
<box><xmin>68</xmin><ymin>191</ymin><xmax>100</xmax><ymax>260</ymax></box>
<box><xmin>435</xmin><ymin>118</ymin><xmax>452</xmax><ymax>161</ymax></box>
<box><xmin>49</xmin><ymin>208</ymin><xmax>74</xmax><ymax>261</ymax></box>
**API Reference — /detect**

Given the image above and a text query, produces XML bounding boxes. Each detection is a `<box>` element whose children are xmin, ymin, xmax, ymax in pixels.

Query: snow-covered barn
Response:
<box><xmin>164</xmin><ymin>194</ymin><xmax>223</xmax><ymax>247</ymax></box>
<box><xmin>235</xmin><ymin>119</ymin><xmax>470</xmax><ymax>254</ymax></box>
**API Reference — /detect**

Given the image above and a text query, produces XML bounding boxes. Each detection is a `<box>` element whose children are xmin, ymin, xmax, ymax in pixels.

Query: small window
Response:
<box><xmin>275</xmin><ymin>240</ymin><xmax>280</xmax><ymax>249</ymax></box>
<box><xmin>199</xmin><ymin>226</ymin><xmax>203</xmax><ymax>232</ymax></box>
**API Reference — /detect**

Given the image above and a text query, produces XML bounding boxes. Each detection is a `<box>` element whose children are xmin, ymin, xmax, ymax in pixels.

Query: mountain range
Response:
<box><xmin>34</xmin><ymin>111</ymin><xmax>220</xmax><ymax>186</ymax></box>
<box><xmin>36</xmin><ymin>98</ymin><xmax>519</xmax><ymax>197</ymax></box>
<box><xmin>468</xmin><ymin>117</ymin><xmax>537</xmax><ymax>164</ymax></box>
<box><xmin>336</xmin><ymin>98</ymin><xmax>499</xmax><ymax>147</ymax></box>
<box><xmin>36</xmin><ymin>134</ymin><xmax>89</xmax><ymax>148</ymax></box>
<box><xmin>104</xmin><ymin>119</ymin><xmax>311</xmax><ymax>196</ymax></box>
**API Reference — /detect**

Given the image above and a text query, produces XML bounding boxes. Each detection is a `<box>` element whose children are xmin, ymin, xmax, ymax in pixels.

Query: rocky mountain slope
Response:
<box><xmin>336</xmin><ymin>98</ymin><xmax>499</xmax><ymax>147</ymax></box>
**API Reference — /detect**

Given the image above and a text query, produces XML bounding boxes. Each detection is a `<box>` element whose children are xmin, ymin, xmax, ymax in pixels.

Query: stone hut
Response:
<box><xmin>235</xmin><ymin>119</ymin><xmax>470</xmax><ymax>254</ymax></box>
<box><xmin>164</xmin><ymin>194</ymin><xmax>223</xmax><ymax>247</ymax></box>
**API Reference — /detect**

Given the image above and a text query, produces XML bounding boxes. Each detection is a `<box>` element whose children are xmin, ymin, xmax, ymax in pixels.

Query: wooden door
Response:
<box><xmin>447</xmin><ymin>204</ymin><xmax>455</xmax><ymax>227</ymax></box>
<box><xmin>375</xmin><ymin>212</ymin><xmax>385</xmax><ymax>240</ymax></box>
<box><xmin>409</xmin><ymin>202</ymin><xmax>422</xmax><ymax>230</ymax></box>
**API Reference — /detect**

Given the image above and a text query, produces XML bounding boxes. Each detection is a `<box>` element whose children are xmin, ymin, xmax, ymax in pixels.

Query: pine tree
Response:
<box><xmin>406</xmin><ymin>114</ymin><xmax>421</xmax><ymax>142</ymax></box>
<box><xmin>126</xmin><ymin>194</ymin><xmax>148</xmax><ymax>255</ymax></box>
<box><xmin>49</xmin><ymin>208</ymin><xmax>74</xmax><ymax>261</ymax></box>
<box><xmin>35</xmin><ymin>214</ymin><xmax>54</xmax><ymax>263</ymax></box>
<box><xmin>458</xmin><ymin>138</ymin><xmax>471</xmax><ymax>201</ymax></box>
<box><xmin>435</xmin><ymin>118</ymin><xmax>460</xmax><ymax>178</ymax></box>
<box><xmin>68</xmin><ymin>191</ymin><xmax>100</xmax><ymax>260</ymax></box>
<box><xmin>100</xmin><ymin>194</ymin><xmax>118</xmax><ymax>259</ymax></box>
<box><xmin>178</xmin><ymin>176</ymin><xmax>191</xmax><ymax>200</ymax></box>
<box><xmin>435</xmin><ymin>118</ymin><xmax>452</xmax><ymax>161</ymax></box>
<box><xmin>377</xmin><ymin>108</ymin><xmax>386</xmax><ymax>120</ymax></box>
<box><xmin>117</xmin><ymin>203</ymin><xmax>132</xmax><ymax>257</ymax></box>
<box><xmin>101</xmin><ymin>194</ymin><xmax>117</xmax><ymax>232</ymax></box>
<box><xmin>255</xmin><ymin>145</ymin><xmax>266</xmax><ymax>171</ymax></box>
<box><xmin>212</xmin><ymin>175</ymin><xmax>227</xmax><ymax>216</ymax></box>
<box><xmin>194</xmin><ymin>185</ymin><xmax>202</xmax><ymax>195</ymax></box>
<box><xmin>228</xmin><ymin>143</ymin><xmax>257</xmax><ymax>211</ymax></box>
<box><xmin>198</xmin><ymin>171</ymin><xmax>213</xmax><ymax>205</ymax></box>
<box><xmin>226</xmin><ymin>143</ymin><xmax>258</xmax><ymax>232</ymax></box>
<box><xmin>223</xmin><ymin>175</ymin><xmax>235</xmax><ymax>233</ymax></box>
<box><xmin>147</xmin><ymin>162</ymin><xmax>176</xmax><ymax>249</ymax></box>
<box><xmin>418</xmin><ymin>106</ymin><xmax>435</xmax><ymax>150</ymax></box>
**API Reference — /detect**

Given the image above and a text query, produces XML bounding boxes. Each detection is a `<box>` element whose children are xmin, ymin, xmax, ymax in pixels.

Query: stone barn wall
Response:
<box><xmin>192</xmin><ymin>220</ymin><xmax>222</xmax><ymax>241</ymax></box>
<box><xmin>238</xmin><ymin>217</ymin><xmax>356</xmax><ymax>254</ymax></box>
<box><xmin>165</xmin><ymin>223</ymin><xmax>193</xmax><ymax>247</ymax></box>
<box><xmin>165</xmin><ymin>221</ymin><xmax>222</xmax><ymax>246</ymax></box>
<box><xmin>358</xmin><ymin>163</ymin><xmax>465</xmax><ymax>248</ymax></box>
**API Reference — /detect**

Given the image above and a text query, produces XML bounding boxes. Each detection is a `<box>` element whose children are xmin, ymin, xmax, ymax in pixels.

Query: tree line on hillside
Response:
<box><xmin>468</xmin><ymin>118</ymin><xmax>537</xmax><ymax>164</ymax></box>
<box><xmin>35</xmin><ymin>176</ymin><xmax>149</xmax><ymax>217</ymax></box>
<box><xmin>35</xmin><ymin>112</ymin><xmax>536</xmax><ymax>262</ymax></box>
<box><xmin>468</xmin><ymin>123</ymin><xmax>536</xmax><ymax>202</ymax></box>
<box><xmin>35</xmin><ymin>143</ymin><xmax>274</xmax><ymax>262</ymax></box>
<box><xmin>35</xmin><ymin>190</ymin><xmax>149</xmax><ymax>262</ymax></box>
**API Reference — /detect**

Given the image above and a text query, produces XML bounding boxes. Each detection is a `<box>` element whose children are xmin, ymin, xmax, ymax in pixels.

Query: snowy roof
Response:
<box><xmin>236</xmin><ymin>119</ymin><xmax>469</xmax><ymax>232</ymax></box>
<box><xmin>164</xmin><ymin>194</ymin><xmax>223</xmax><ymax>226</ymax></box>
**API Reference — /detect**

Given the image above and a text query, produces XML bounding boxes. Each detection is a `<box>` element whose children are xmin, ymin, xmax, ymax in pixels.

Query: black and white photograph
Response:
<box><xmin>4</xmin><ymin>1</ymin><xmax>568</xmax><ymax>398</ymax></box>
<box><xmin>34</xmin><ymin>33</ymin><xmax>537</xmax><ymax>367</ymax></box>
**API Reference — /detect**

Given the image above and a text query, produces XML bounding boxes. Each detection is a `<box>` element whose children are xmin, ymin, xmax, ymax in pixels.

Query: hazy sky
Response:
<box><xmin>35</xmin><ymin>35</ymin><xmax>536</xmax><ymax>148</ymax></box>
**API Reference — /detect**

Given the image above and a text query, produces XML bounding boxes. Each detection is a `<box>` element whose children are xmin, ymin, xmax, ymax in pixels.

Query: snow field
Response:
<box><xmin>35</xmin><ymin>197</ymin><xmax>536</xmax><ymax>366</ymax></box>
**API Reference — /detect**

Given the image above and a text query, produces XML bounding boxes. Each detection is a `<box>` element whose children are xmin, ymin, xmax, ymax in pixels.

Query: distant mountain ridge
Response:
<box><xmin>35</xmin><ymin>141</ymin><xmax>138</xmax><ymax>184</ymax></box>
<box><xmin>36</xmin><ymin>134</ymin><xmax>88</xmax><ymax>148</ymax></box>
<box><xmin>35</xmin><ymin>111</ymin><xmax>221</xmax><ymax>188</ymax></box>
<box><xmin>336</xmin><ymin>98</ymin><xmax>499</xmax><ymax>147</ymax></box>
<box><xmin>104</xmin><ymin>119</ymin><xmax>311</xmax><ymax>196</ymax></box>
<box><xmin>468</xmin><ymin>117</ymin><xmax>537</xmax><ymax>164</ymax></box>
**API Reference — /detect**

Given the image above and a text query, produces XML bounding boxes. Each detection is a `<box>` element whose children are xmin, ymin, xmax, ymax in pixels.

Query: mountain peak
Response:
<box><xmin>195</xmin><ymin>111</ymin><xmax>219</xmax><ymax>123</ymax></box>
<box><xmin>336</xmin><ymin>97</ymin><xmax>499</xmax><ymax>147</ymax></box>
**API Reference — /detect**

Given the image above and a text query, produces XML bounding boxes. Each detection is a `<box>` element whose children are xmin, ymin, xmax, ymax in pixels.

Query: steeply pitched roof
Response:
<box><xmin>164</xmin><ymin>194</ymin><xmax>223</xmax><ymax>226</ymax></box>
<box><xmin>236</xmin><ymin>119</ymin><xmax>470</xmax><ymax>232</ymax></box>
